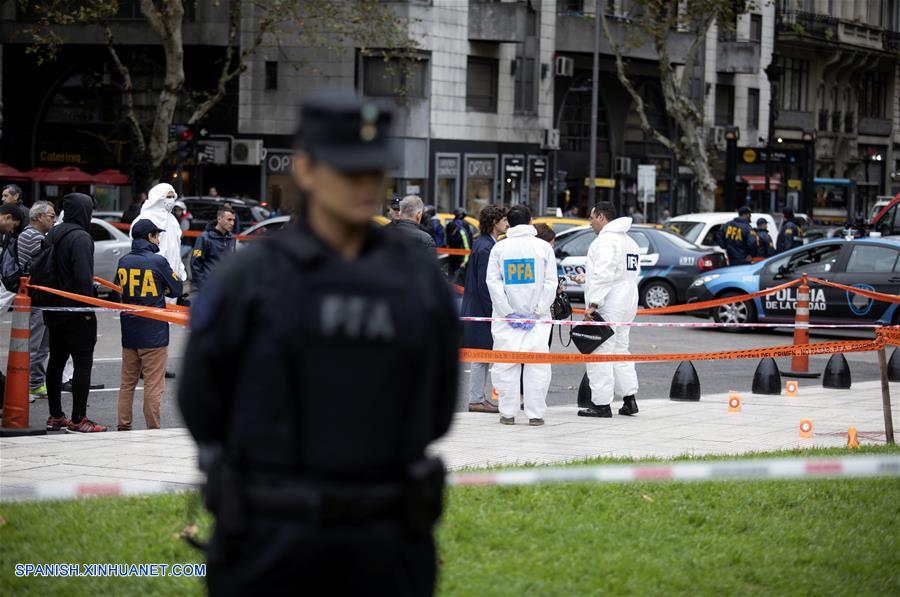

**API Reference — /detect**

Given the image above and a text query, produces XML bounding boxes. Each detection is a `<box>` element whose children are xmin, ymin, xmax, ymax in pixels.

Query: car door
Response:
<box><xmin>626</xmin><ymin>230</ymin><xmax>659</xmax><ymax>270</ymax></box>
<box><xmin>831</xmin><ymin>243</ymin><xmax>900</xmax><ymax>323</ymax></box>
<box><xmin>555</xmin><ymin>229</ymin><xmax>596</xmax><ymax>294</ymax></box>
<box><xmin>756</xmin><ymin>242</ymin><xmax>845</xmax><ymax>322</ymax></box>
<box><xmin>90</xmin><ymin>220</ymin><xmax>127</xmax><ymax>283</ymax></box>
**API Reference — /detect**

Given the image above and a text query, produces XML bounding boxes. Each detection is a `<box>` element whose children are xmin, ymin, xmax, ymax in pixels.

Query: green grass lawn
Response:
<box><xmin>2</xmin><ymin>446</ymin><xmax>899</xmax><ymax>596</ymax></box>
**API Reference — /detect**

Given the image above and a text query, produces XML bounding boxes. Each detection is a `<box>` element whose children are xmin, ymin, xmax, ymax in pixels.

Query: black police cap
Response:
<box><xmin>738</xmin><ymin>206</ymin><xmax>751</xmax><ymax>216</ymax></box>
<box><xmin>294</xmin><ymin>90</ymin><xmax>398</xmax><ymax>172</ymax></box>
<box><xmin>132</xmin><ymin>218</ymin><xmax>164</xmax><ymax>240</ymax></box>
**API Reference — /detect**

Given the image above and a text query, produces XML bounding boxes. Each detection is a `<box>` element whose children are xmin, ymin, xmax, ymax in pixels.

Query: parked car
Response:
<box><xmin>870</xmin><ymin>193</ymin><xmax>900</xmax><ymax>237</ymax></box>
<box><xmin>181</xmin><ymin>196</ymin><xmax>270</xmax><ymax>232</ymax></box>
<box><xmin>92</xmin><ymin>210</ymin><xmax>124</xmax><ymax>223</ymax></box>
<box><xmin>553</xmin><ymin>225</ymin><xmax>727</xmax><ymax>308</ymax></box>
<box><xmin>666</xmin><ymin>212</ymin><xmax>779</xmax><ymax>255</ymax></box>
<box><xmin>802</xmin><ymin>225</ymin><xmax>844</xmax><ymax>244</ymax></box>
<box><xmin>685</xmin><ymin>237</ymin><xmax>900</xmax><ymax>328</ymax></box>
<box><xmin>87</xmin><ymin>217</ymin><xmax>131</xmax><ymax>288</ymax></box>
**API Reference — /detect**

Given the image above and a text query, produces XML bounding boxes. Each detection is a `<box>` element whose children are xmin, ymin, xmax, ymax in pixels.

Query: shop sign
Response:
<box><xmin>266</xmin><ymin>152</ymin><xmax>293</xmax><ymax>174</ymax></box>
<box><xmin>437</xmin><ymin>156</ymin><xmax>459</xmax><ymax>177</ymax></box>
<box><xmin>530</xmin><ymin>158</ymin><xmax>547</xmax><ymax>180</ymax></box>
<box><xmin>504</xmin><ymin>157</ymin><xmax>524</xmax><ymax>179</ymax></box>
<box><xmin>583</xmin><ymin>177</ymin><xmax>616</xmax><ymax>188</ymax></box>
<box><xmin>467</xmin><ymin>158</ymin><xmax>495</xmax><ymax>179</ymax></box>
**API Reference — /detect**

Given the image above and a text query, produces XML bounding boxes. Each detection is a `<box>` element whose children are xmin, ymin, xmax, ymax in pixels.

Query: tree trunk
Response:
<box><xmin>142</xmin><ymin>0</ymin><xmax>185</xmax><ymax>169</ymax></box>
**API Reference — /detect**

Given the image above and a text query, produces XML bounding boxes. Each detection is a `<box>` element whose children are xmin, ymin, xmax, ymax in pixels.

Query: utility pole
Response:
<box><xmin>588</xmin><ymin>6</ymin><xmax>601</xmax><ymax>207</ymax></box>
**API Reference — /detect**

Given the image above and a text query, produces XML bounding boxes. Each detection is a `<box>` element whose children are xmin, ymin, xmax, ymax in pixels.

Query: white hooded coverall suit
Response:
<box><xmin>131</xmin><ymin>184</ymin><xmax>187</xmax><ymax>303</ymax></box>
<box><xmin>486</xmin><ymin>224</ymin><xmax>558</xmax><ymax>419</ymax></box>
<box><xmin>584</xmin><ymin>216</ymin><xmax>640</xmax><ymax>405</ymax></box>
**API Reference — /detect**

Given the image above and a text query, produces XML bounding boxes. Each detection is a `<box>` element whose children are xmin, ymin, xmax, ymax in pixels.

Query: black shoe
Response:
<box><xmin>61</xmin><ymin>381</ymin><xmax>72</xmax><ymax>393</ymax></box>
<box><xmin>618</xmin><ymin>396</ymin><xmax>639</xmax><ymax>416</ymax></box>
<box><xmin>578</xmin><ymin>405</ymin><xmax>612</xmax><ymax>418</ymax></box>
<box><xmin>90</xmin><ymin>382</ymin><xmax>104</xmax><ymax>390</ymax></box>
<box><xmin>165</xmin><ymin>370</ymin><xmax>176</xmax><ymax>379</ymax></box>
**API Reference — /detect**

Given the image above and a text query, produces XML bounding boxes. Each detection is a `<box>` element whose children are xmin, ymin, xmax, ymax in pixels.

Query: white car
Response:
<box><xmin>237</xmin><ymin>215</ymin><xmax>290</xmax><ymax>248</ymax></box>
<box><xmin>665</xmin><ymin>212</ymin><xmax>778</xmax><ymax>253</ymax></box>
<box><xmin>87</xmin><ymin>217</ymin><xmax>132</xmax><ymax>287</ymax></box>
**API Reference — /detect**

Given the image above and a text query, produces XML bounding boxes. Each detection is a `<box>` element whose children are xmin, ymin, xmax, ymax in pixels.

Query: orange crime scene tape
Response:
<box><xmin>28</xmin><ymin>283</ymin><xmax>189</xmax><ymax>326</ymax></box>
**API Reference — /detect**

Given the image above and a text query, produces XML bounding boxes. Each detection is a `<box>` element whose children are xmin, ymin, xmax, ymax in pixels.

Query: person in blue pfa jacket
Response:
<box><xmin>716</xmin><ymin>206</ymin><xmax>758</xmax><ymax>265</ymax></box>
<box><xmin>191</xmin><ymin>208</ymin><xmax>236</xmax><ymax>289</ymax></box>
<box><xmin>424</xmin><ymin>205</ymin><xmax>446</xmax><ymax>247</ymax></box>
<box><xmin>754</xmin><ymin>218</ymin><xmax>776</xmax><ymax>258</ymax></box>
<box><xmin>115</xmin><ymin>219</ymin><xmax>183</xmax><ymax>431</ymax></box>
<box><xmin>776</xmin><ymin>206</ymin><xmax>804</xmax><ymax>253</ymax></box>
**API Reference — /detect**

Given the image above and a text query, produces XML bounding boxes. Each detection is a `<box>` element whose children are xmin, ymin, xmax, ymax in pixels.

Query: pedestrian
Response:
<box><xmin>754</xmin><ymin>218</ymin><xmax>775</xmax><ymax>258</ymax></box>
<box><xmin>631</xmin><ymin>205</ymin><xmax>645</xmax><ymax>224</ymax></box>
<box><xmin>132</xmin><ymin>183</ymin><xmax>187</xmax><ymax>292</ymax></box>
<box><xmin>121</xmin><ymin>192</ymin><xmax>146</xmax><ymax>224</ymax></box>
<box><xmin>446</xmin><ymin>207</ymin><xmax>475</xmax><ymax>284</ymax></box>
<box><xmin>576</xmin><ymin>201</ymin><xmax>641</xmax><ymax>418</ymax></box>
<box><xmin>487</xmin><ymin>204</ymin><xmax>557</xmax><ymax>426</ymax></box>
<box><xmin>461</xmin><ymin>205</ymin><xmax>508</xmax><ymax>414</ymax></box>
<box><xmin>221</xmin><ymin>199</ymin><xmax>241</xmax><ymax>233</ymax></box>
<box><xmin>658</xmin><ymin>208</ymin><xmax>671</xmax><ymax>226</ymax></box>
<box><xmin>173</xmin><ymin>200</ymin><xmax>191</xmax><ymax>231</ymax></box>
<box><xmin>190</xmin><ymin>207</ymin><xmax>236</xmax><ymax>289</ymax></box>
<box><xmin>776</xmin><ymin>207</ymin><xmax>804</xmax><ymax>253</ymax></box>
<box><xmin>388</xmin><ymin>196</ymin><xmax>401</xmax><ymax>222</ymax></box>
<box><xmin>388</xmin><ymin>195</ymin><xmax>436</xmax><ymax>254</ymax></box>
<box><xmin>17</xmin><ymin>201</ymin><xmax>56</xmax><ymax>402</ymax></box>
<box><xmin>1</xmin><ymin>184</ymin><xmax>29</xmax><ymax>243</ymax></box>
<box><xmin>0</xmin><ymin>203</ymin><xmax>25</xmax><ymax>410</ymax></box>
<box><xmin>716</xmin><ymin>206</ymin><xmax>758</xmax><ymax>266</ymax></box>
<box><xmin>42</xmin><ymin>193</ymin><xmax>107</xmax><ymax>433</ymax></box>
<box><xmin>424</xmin><ymin>205</ymin><xmax>446</xmax><ymax>247</ymax></box>
<box><xmin>115</xmin><ymin>219</ymin><xmax>183</xmax><ymax>431</ymax></box>
<box><xmin>178</xmin><ymin>90</ymin><xmax>458</xmax><ymax>595</ymax></box>
<box><xmin>208</xmin><ymin>186</ymin><xmax>220</xmax><ymax>198</ymax></box>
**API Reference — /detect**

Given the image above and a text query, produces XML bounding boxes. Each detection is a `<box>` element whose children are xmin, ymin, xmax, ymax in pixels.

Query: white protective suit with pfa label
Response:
<box><xmin>486</xmin><ymin>224</ymin><xmax>558</xmax><ymax>420</ymax></box>
<box><xmin>131</xmin><ymin>184</ymin><xmax>187</xmax><ymax>294</ymax></box>
<box><xmin>584</xmin><ymin>216</ymin><xmax>640</xmax><ymax>405</ymax></box>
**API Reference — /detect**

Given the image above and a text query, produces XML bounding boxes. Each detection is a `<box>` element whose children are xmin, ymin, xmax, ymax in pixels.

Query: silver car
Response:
<box><xmin>88</xmin><ymin>217</ymin><xmax>131</xmax><ymax>287</ymax></box>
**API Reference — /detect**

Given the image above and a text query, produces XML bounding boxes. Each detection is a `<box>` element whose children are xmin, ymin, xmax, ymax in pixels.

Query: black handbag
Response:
<box><xmin>550</xmin><ymin>277</ymin><xmax>573</xmax><ymax>321</ymax></box>
<box><xmin>570</xmin><ymin>311</ymin><xmax>614</xmax><ymax>354</ymax></box>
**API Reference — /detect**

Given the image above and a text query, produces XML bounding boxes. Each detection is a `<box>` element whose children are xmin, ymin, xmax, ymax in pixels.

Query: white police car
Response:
<box><xmin>686</xmin><ymin>237</ymin><xmax>900</xmax><ymax>327</ymax></box>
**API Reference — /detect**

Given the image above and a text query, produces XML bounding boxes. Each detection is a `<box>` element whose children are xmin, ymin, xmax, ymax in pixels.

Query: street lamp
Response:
<box><xmin>764</xmin><ymin>56</ymin><xmax>783</xmax><ymax>214</ymax></box>
<box><xmin>724</xmin><ymin>126</ymin><xmax>740</xmax><ymax>210</ymax></box>
<box><xmin>801</xmin><ymin>129</ymin><xmax>816</xmax><ymax>215</ymax></box>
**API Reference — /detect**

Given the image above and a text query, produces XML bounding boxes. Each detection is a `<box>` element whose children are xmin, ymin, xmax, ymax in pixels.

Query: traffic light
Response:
<box><xmin>168</xmin><ymin>124</ymin><xmax>196</xmax><ymax>163</ymax></box>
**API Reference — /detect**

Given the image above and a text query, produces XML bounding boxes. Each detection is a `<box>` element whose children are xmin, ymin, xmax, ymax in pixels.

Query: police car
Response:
<box><xmin>686</xmin><ymin>237</ymin><xmax>900</xmax><ymax>327</ymax></box>
<box><xmin>555</xmin><ymin>225</ymin><xmax>727</xmax><ymax>308</ymax></box>
<box><xmin>666</xmin><ymin>212</ymin><xmax>778</xmax><ymax>254</ymax></box>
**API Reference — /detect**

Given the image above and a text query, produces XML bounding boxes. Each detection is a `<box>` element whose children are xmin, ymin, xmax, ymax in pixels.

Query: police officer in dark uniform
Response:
<box><xmin>716</xmin><ymin>206</ymin><xmax>758</xmax><ymax>265</ymax></box>
<box><xmin>754</xmin><ymin>217</ymin><xmax>775</xmax><ymax>258</ymax></box>
<box><xmin>776</xmin><ymin>206</ymin><xmax>804</xmax><ymax>253</ymax></box>
<box><xmin>178</xmin><ymin>91</ymin><xmax>459</xmax><ymax>596</ymax></box>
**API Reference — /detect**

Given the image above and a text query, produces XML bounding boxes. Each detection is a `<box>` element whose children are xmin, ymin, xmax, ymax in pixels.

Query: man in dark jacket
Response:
<box><xmin>716</xmin><ymin>206</ymin><xmax>758</xmax><ymax>265</ymax></box>
<box><xmin>424</xmin><ymin>205</ymin><xmax>445</xmax><ymax>247</ymax></box>
<box><xmin>754</xmin><ymin>218</ymin><xmax>775</xmax><ymax>258</ymax></box>
<box><xmin>446</xmin><ymin>207</ymin><xmax>475</xmax><ymax>284</ymax></box>
<box><xmin>461</xmin><ymin>205</ymin><xmax>508</xmax><ymax>413</ymax></box>
<box><xmin>43</xmin><ymin>193</ymin><xmax>107</xmax><ymax>433</ymax></box>
<box><xmin>389</xmin><ymin>195</ymin><xmax>436</xmax><ymax>254</ymax></box>
<box><xmin>191</xmin><ymin>208</ymin><xmax>236</xmax><ymax>289</ymax></box>
<box><xmin>116</xmin><ymin>219</ymin><xmax>183</xmax><ymax>431</ymax></box>
<box><xmin>776</xmin><ymin>207</ymin><xmax>804</xmax><ymax>253</ymax></box>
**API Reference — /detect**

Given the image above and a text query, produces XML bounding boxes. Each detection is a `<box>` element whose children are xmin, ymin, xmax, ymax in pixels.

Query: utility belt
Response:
<box><xmin>203</xmin><ymin>455</ymin><xmax>446</xmax><ymax>538</ymax></box>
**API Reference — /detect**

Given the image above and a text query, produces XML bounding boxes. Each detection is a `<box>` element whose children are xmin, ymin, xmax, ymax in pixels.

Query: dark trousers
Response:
<box><xmin>46</xmin><ymin>314</ymin><xmax>97</xmax><ymax>422</ymax></box>
<box><xmin>207</xmin><ymin>519</ymin><xmax>436</xmax><ymax>596</ymax></box>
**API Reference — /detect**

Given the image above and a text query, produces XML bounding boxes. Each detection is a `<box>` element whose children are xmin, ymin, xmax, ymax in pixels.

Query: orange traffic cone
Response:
<box><xmin>0</xmin><ymin>280</ymin><xmax>46</xmax><ymax>436</ymax></box>
<box><xmin>784</xmin><ymin>274</ymin><xmax>820</xmax><ymax>379</ymax></box>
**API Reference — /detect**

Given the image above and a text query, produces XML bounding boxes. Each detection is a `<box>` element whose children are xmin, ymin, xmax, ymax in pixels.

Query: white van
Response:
<box><xmin>665</xmin><ymin>212</ymin><xmax>778</xmax><ymax>253</ymax></box>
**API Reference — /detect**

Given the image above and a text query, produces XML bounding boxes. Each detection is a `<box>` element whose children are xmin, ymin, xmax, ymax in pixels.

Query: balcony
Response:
<box><xmin>776</xmin><ymin>110</ymin><xmax>815</xmax><ymax>131</ymax></box>
<box><xmin>469</xmin><ymin>1</ymin><xmax>527</xmax><ymax>43</ymax></box>
<box><xmin>838</xmin><ymin>21</ymin><xmax>883</xmax><ymax>50</ymax></box>
<box><xmin>716</xmin><ymin>40</ymin><xmax>760</xmax><ymax>74</ymax></box>
<box><xmin>776</xmin><ymin>10</ymin><xmax>838</xmax><ymax>43</ymax></box>
<box><xmin>555</xmin><ymin>13</ymin><xmax>693</xmax><ymax>63</ymax></box>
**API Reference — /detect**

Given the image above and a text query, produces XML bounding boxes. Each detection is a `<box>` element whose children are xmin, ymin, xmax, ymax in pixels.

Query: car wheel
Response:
<box><xmin>711</xmin><ymin>291</ymin><xmax>757</xmax><ymax>331</ymax></box>
<box><xmin>641</xmin><ymin>280</ymin><xmax>674</xmax><ymax>309</ymax></box>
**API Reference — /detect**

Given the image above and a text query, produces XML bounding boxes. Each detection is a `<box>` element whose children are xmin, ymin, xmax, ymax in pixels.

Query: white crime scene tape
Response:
<box><xmin>459</xmin><ymin>316</ymin><xmax>882</xmax><ymax>329</ymax></box>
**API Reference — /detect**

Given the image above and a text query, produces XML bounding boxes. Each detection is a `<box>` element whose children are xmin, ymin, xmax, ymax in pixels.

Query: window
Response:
<box><xmin>748</xmin><ymin>88</ymin><xmax>760</xmax><ymax>130</ymax></box>
<box><xmin>846</xmin><ymin>245</ymin><xmax>899</xmax><ymax>273</ymax></box>
<box><xmin>749</xmin><ymin>14</ymin><xmax>762</xmax><ymax>43</ymax></box>
<box><xmin>466</xmin><ymin>57</ymin><xmax>498</xmax><ymax>112</ymax></box>
<box><xmin>766</xmin><ymin>244</ymin><xmax>842</xmax><ymax>275</ymax></box>
<box><xmin>715</xmin><ymin>84</ymin><xmax>735</xmax><ymax>126</ymax></box>
<box><xmin>265</xmin><ymin>61</ymin><xmax>278</xmax><ymax>91</ymax></box>
<box><xmin>557</xmin><ymin>230</ymin><xmax>595</xmax><ymax>257</ymax></box>
<box><xmin>780</xmin><ymin>57</ymin><xmax>809</xmax><ymax>112</ymax></box>
<box><xmin>89</xmin><ymin>223</ymin><xmax>112</xmax><ymax>242</ymax></box>
<box><xmin>701</xmin><ymin>225</ymin><xmax>722</xmax><ymax>247</ymax></box>
<box><xmin>859</xmin><ymin>71</ymin><xmax>887</xmax><ymax>119</ymax></box>
<box><xmin>363</xmin><ymin>56</ymin><xmax>427</xmax><ymax>98</ymax></box>
<box><xmin>718</xmin><ymin>14</ymin><xmax>738</xmax><ymax>41</ymax></box>
<box><xmin>627</xmin><ymin>231</ymin><xmax>652</xmax><ymax>255</ymax></box>
<box><xmin>514</xmin><ymin>58</ymin><xmax>535</xmax><ymax>113</ymax></box>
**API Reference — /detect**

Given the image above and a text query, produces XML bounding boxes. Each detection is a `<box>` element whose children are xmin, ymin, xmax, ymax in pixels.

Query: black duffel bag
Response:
<box><xmin>570</xmin><ymin>310</ymin><xmax>614</xmax><ymax>354</ymax></box>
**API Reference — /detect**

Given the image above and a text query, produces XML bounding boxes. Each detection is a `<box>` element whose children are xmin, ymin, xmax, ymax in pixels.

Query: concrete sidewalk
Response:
<box><xmin>1</xmin><ymin>380</ymin><xmax>896</xmax><ymax>498</ymax></box>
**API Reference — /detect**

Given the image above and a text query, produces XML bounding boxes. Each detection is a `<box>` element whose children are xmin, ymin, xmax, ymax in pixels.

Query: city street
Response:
<box><xmin>2</xmin><ymin>307</ymin><xmax>884</xmax><ymax>432</ymax></box>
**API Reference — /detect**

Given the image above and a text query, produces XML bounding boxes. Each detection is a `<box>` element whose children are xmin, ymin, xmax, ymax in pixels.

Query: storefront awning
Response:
<box><xmin>93</xmin><ymin>169</ymin><xmax>130</xmax><ymax>185</ymax></box>
<box><xmin>740</xmin><ymin>175</ymin><xmax>782</xmax><ymax>191</ymax></box>
<box><xmin>41</xmin><ymin>166</ymin><xmax>96</xmax><ymax>185</ymax></box>
<box><xmin>0</xmin><ymin>163</ymin><xmax>29</xmax><ymax>180</ymax></box>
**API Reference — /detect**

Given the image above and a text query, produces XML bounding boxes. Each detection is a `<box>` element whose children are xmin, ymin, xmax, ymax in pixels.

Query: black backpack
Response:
<box><xmin>28</xmin><ymin>227</ymin><xmax>80</xmax><ymax>307</ymax></box>
<box><xmin>0</xmin><ymin>237</ymin><xmax>22</xmax><ymax>293</ymax></box>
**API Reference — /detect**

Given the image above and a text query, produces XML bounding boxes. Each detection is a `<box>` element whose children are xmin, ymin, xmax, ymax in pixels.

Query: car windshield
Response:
<box><xmin>665</xmin><ymin>221</ymin><xmax>704</xmax><ymax>243</ymax></box>
<box><xmin>656</xmin><ymin>229</ymin><xmax>701</xmax><ymax>250</ymax></box>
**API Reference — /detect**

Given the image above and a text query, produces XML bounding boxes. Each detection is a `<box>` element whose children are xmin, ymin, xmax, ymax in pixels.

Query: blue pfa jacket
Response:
<box><xmin>116</xmin><ymin>239</ymin><xmax>183</xmax><ymax>349</ymax></box>
<box><xmin>716</xmin><ymin>217</ymin><xmax>758</xmax><ymax>265</ymax></box>
<box><xmin>191</xmin><ymin>224</ymin><xmax>236</xmax><ymax>288</ymax></box>
<box><xmin>776</xmin><ymin>219</ymin><xmax>803</xmax><ymax>253</ymax></box>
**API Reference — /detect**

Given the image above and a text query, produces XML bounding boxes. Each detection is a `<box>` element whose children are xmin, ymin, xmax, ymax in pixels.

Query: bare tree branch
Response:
<box><xmin>104</xmin><ymin>26</ymin><xmax>146</xmax><ymax>155</ymax></box>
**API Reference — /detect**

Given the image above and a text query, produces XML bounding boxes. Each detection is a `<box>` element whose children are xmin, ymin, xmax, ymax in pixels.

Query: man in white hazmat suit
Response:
<box><xmin>577</xmin><ymin>201</ymin><xmax>641</xmax><ymax>418</ymax></box>
<box><xmin>486</xmin><ymin>205</ymin><xmax>558</xmax><ymax>426</ymax></box>
<box><xmin>131</xmin><ymin>183</ymin><xmax>187</xmax><ymax>295</ymax></box>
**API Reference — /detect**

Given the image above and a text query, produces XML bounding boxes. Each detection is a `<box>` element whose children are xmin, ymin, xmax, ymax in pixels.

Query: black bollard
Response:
<box><xmin>751</xmin><ymin>358</ymin><xmax>781</xmax><ymax>395</ymax></box>
<box><xmin>889</xmin><ymin>347</ymin><xmax>900</xmax><ymax>383</ymax></box>
<box><xmin>669</xmin><ymin>361</ymin><xmax>700</xmax><ymax>401</ymax></box>
<box><xmin>822</xmin><ymin>353</ymin><xmax>851</xmax><ymax>389</ymax></box>
<box><xmin>577</xmin><ymin>372</ymin><xmax>592</xmax><ymax>408</ymax></box>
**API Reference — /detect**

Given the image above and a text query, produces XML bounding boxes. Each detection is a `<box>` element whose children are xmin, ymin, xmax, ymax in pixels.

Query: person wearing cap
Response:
<box><xmin>716</xmin><ymin>206</ymin><xmax>758</xmax><ymax>265</ymax></box>
<box><xmin>446</xmin><ymin>207</ymin><xmax>475</xmax><ymax>284</ymax></box>
<box><xmin>178</xmin><ymin>90</ymin><xmax>458</xmax><ymax>595</ymax></box>
<box><xmin>115</xmin><ymin>219</ymin><xmax>183</xmax><ymax>431</ymax></box>
<box><xmin>776</xmin><ymin>206</ymin><xmax>804</xmax><ymax>253</ymax></box>
<box><xmin>388</xmin><ymin>196</ymin><xmax>401</xmax><ymax>222</ymax></box>
<box><xmin>190</xmin><ymin>207</ymin><xmax>236</xmax><ymax>290</ymax></box>
<box><xmin>754</xmin><ymin>217</ymin><xmax>775</xmax><ymax>258</ymax></box>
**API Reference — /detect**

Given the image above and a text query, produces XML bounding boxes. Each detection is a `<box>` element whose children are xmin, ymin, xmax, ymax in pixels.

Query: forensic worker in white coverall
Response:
<box><xmin>577</xmin><ymin>201</ymin><xmax>641</xmax><ymax>418</ymax></box>
<box><xmin>486</xmin><ymin>205</ymin><xmax>558</xmax><ymax>426</ymax></box>
<box><xmin>131</xmin><ymin>183</ymin><xmax>187</xmax><ymax>296</ymax></box>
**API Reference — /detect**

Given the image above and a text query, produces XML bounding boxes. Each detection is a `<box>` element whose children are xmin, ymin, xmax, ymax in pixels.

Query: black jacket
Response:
<box><xmin>117</xmin><ymin>239</ymin><xmax>183</xmax><ymax>349</ymax></box>
<box><xmin>716</xmin><ymin>217</ymin><xmax>758</xmax><ymax>265</ymax></box>
<box><xmin>460</xmin><ymin>234</ymin><xmax>495</xmax><ymax>350</ymax></box>
<box><xmin>388</xmin><ymin>220</ymin><xmax>436</xmax><ymax>254</ymax></box>
<box><xmin>755</xmin><ymin>229</ymin><xmax>775</xmax><ymax>258</ymax></box>
<box><xmin>776</xmin><ymin>219</ymin><xmax>803</xmax><ymax>253</ymax></box>
<box><xmin>42</xmin><ymin>193</ymin><xmax>94</xmax><ymax>327</ymax></box>
<box><xmin>190</xmin><ymin>223</ymin><xmax>236</xmax><ymax>288</ymax></box>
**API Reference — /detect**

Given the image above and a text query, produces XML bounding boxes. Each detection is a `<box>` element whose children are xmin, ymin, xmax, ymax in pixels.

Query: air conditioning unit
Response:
<box><xmin>542</xmin><ymin>128</ymin><xmax>560</xmax><ymax>150</ymax></box>
<box><xmin>231</xmin><ymin>139</ymin><xmax>265</xmax><ymax>166</ymax></box>
<box><xmin>614</xmin><ymin>156</ymin><xmax>632</xmax><ymax>175</ymax></box>
<box><xmin>707</xmin><ymin>126</ymin><xmax>726</xmax><ymax>151</ymax></box>
<box><xmin>555</xmin><ymin>56</ymin><xmax>574</xmax><ymax>77</ymax></box>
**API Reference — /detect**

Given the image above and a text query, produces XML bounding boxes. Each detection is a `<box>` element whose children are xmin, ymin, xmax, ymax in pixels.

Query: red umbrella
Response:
<box><xmin>0</xmin><ymin>163</ymin><xmax>29</xmax><ymax>180</ymax></box>
<box><xmin>92</xmin><ymin>169</ymin><xmax>130</xmax><ymax>185</ymax></box>
<box><xmin>24</xmin><ymin>167</ymin><xmax>54</xmax><ymax>182</ymax></box>
<box><xmin>40</xmin><ymin>166</ymin><xmax>96</xmax><ymax>185</ymax></box>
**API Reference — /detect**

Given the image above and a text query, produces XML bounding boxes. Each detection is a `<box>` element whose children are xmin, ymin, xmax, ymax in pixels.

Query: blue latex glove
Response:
<box><xmin>508</xmin><ymin>313</ymin><xmax>535</xmax><ymax>331</ymax></box>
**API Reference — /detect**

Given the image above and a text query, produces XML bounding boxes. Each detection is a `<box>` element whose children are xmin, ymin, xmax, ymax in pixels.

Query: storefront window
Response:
<box><xmin>465</xmin><ymin>156</ymin><xmax>496</xmax><ymax>216</ymax></box>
